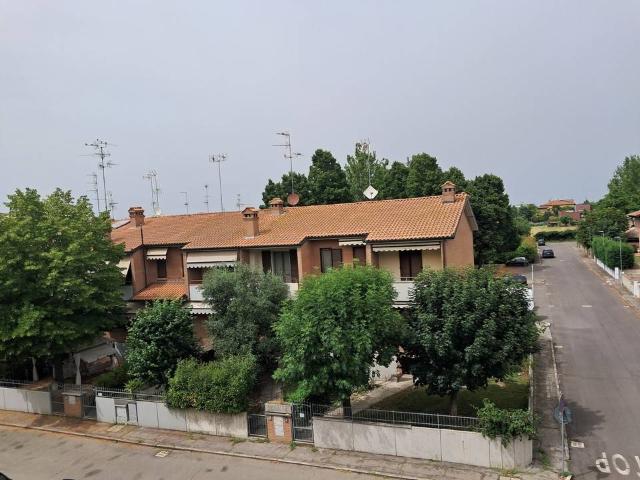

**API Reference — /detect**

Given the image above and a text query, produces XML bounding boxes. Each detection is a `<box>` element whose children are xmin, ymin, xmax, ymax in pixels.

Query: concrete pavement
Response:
<box><xmin>533</xmin><ymin>242</ymin><xmax>640</xmax><ymax>479</ymax></box>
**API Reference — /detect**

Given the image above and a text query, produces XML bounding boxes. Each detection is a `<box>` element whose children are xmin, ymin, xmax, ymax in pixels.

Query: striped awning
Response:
<box><xmin>117</xmin><ymin>258</ymin><xmax>131</xmax><ymax>275</ymax></box>
<box><xmin>146</xmin><ymin>248</ymin><xmax>168</xmax><ymax>260</ymax></box>
<box><xmin>338</xmin><ymin>238</ymin><xmax>366</xmax><ymax>246</ymax></box>
<box><xmin>372</xmin><ymin>243</ymin><xmax>440</xmax><ymax>252</ymax></box>
<box><xmin>186</xmin><ymin>251</ymin><xmax>237</xmax><ymax>268</ymax></box>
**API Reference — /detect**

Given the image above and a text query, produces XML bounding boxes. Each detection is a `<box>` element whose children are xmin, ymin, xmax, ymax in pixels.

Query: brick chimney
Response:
<box><xmin>128</xmin><ymin>206</ymin><xmax>145</xmax><ymax>227</ymax></box>
<box><xmin>269</xmin><ymin>197</ymin><xmax>285</xmax><ymax>215</ymax></box>
<box><xmin>441</xmin><ymin>181</ymin><xmax>456</xmax><ymax>204</ymax></box>
<box><xmin>242</xmin><ymin>207</ymin><xmax>259</xmax><ymax>238</ymax></box>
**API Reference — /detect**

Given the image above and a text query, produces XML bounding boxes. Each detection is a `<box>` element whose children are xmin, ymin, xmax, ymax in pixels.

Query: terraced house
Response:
<box><xmin>111</xmin><ymin>182</ymin><xmax>477</xmax><ymax>347</ymax></box>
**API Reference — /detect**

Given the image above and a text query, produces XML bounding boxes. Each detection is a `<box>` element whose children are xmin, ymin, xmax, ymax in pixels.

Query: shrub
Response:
<box><xmin>93</xmin><ymin>364</ymin><xmax>128</xmax><ymax>388</ymax></box>
<box><xmin>166</xmin><ymin>355</ymin><xmax>257</xmax><ymax>413</ymax></box>
<box><xmin>515</xmin><ymin>237</ymin><xmax>537</xmax><ymax>263</ymax></box>
<box><xmin>591</xmin><ymin>236</ymin><xmax>634</xmax><ymax>270</ymax></box>
<box><xmin>476</xmin><ymin>400</ymin><xmax>537</xmax><ymax>446</ymax></box>
<box><xmin>533</xmin><ymin>230</ymin><xmax>576</xmax><ymax>241</ymax></box>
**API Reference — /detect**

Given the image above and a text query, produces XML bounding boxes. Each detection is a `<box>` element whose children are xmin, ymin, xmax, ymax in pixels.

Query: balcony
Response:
<box><xmin>393</xmin><ymin>281</ymin><xmax>414</xmax><ymax>304</ymax></box>
<box><xmin>286</xmin><ymin>282</ymin><xmax>299</xmax><ymax>297</ymax></box>
<box><xmin>189</xmin><ymin>284</ymin><xmax>204</xmax><ymax>301</ymax></box>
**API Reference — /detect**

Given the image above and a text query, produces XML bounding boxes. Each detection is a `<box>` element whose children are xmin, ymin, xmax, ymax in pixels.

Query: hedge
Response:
<box><xmin>93</xmin><ymin>364</ymin><xmax>128</xmax><ymax>388</ymax></box>
<box><xmin>166</xmin><ymin>355</ymin><xmax>257</xmax><ymax>413</ymax></box>
<box><xmin>533</xmin><ymin>230</ymin><xmax>576</xmax><ymax>241</ymax></box>
<box><xmin>476</xmin><ymin>399</ymin><xmax>536</xmax><ymax>447</ymax></box>
<box><xmin>591</xmin><ymin>236</ymin><xmax>634</xmax><ymax>270</ymax></box>
<box><xmin>515</xmin><ymin>237</ymin><xmax>537</xmax><ymax>263</ymax></box>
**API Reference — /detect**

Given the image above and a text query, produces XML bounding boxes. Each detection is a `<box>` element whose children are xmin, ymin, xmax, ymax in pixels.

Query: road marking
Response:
<box><xmin>155</xmin><ymin>450</ymin><xmax>170</xmax><ymax>458</ymax></box>
<box><xmin>582</xmin><ymin>305</ymin><xmax>593</xmax><ymax>308</ymax></box>
<box><xmin>570</xmin><ymin>440</ymin><xmax>584</xmax><ymax>448</ymax></box>
<box><xmin>554</xmin><ymin>345</ymin><xmax>563</xmax><ymax>349</ymax></box>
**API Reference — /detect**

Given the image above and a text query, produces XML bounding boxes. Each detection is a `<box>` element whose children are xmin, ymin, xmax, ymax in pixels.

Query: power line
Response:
<box><xmin>85</xmin><ymin>139</ymin><xmax>115</xmax><ymax>213</ymax></box>
<box><xmin>209</xmin><ymin>154</ymin><xmax>227</xmax><ymax>212</ymax></box>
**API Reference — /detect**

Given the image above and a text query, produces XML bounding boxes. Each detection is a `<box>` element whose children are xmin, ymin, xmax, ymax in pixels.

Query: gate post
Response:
<box><xmin>265</xmin><ymin>401</ymin><xmax>293</xmax><ymax>443</ymax></box>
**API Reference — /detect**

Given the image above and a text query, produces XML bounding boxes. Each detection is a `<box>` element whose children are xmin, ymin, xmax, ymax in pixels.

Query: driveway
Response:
<box><xmin>533</xmin><ymin>242</ymin><xmax>640</xmax><ymax>478</ymax></box>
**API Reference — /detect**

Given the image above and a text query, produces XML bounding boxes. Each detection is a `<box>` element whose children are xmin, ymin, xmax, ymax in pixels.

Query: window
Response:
<box><xmin>320</xmin><ymin>248</ymin><xmax>343</xmax><ymax>273</ymax></box>
<box><xmin>399</xmin><ymin>251</ymin><xmax>422</xmax><ymax>281</ymax></box>
<box><xmin>156</xmin><ymin>259</ymin><xmax>167</xmax><ymax>279</ymax></box>
<box><xmin>188</xmin><ymin>268</ymin><xmax>204</xmax><ymax>284</ymax></box>
<box><xmin>272</xmin><ymin>251</ymin><xmax>292</xmax><ymax>283</ymax></box>
<box><xmin>263</xmin><ymin>250</ymin><xmax>299</xmax><ymax>283</ymax></box>
<box><xmin>353</xmin><ymin>246</ymin><xmax>366</xmax><ymax>266</ymax></box>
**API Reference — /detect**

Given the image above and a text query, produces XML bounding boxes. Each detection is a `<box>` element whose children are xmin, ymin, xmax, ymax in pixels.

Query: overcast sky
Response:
<box><xmin>1</xmin><ymin>1</ymin><xmax>639</xmax><ymax>216</ymax></box>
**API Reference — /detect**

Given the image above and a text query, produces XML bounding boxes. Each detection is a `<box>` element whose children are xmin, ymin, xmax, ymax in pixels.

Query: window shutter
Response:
<box><xmin>289</xmin><ymin>250</ymin><xmax>299</xmax><ymax>282</ymax></box>
<box><xmin>353</xmin><ymin>246</ymin><xmax>366</xmax><ymax>266</ymax></box>
<box><xmin>262</xmin><ymin>251</ymin><xmax>272</xmax><ymax>273</ymax></box>
<box><xmin>320</xmin><ymin>248</ymin><xmax>332</xmax><ymax>273</ymax></box>
<box><xmin>399</xmin><ymin>252</ymin><xmax>411</xmax><ymax>280</ymax></box>
<box><xmin>410</xmin><ymin>251</ymin><xmax>423</xmax><ymax>278</ymax></box>
<box><xmin>331</xmin><ymin>248</ymin><xmax>343</xmax><ymax>268</ymax></box>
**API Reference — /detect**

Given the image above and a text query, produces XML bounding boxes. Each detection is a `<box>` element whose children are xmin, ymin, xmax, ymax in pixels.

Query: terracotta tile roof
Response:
<box><xmin>628</xmin><ymin>210</ymin><xmax>640</xmax><ymax>218</ymax></box>
<box><xmin>539</xmin><ymin>199</ymin><xmax>576</xmax><ymax>208</ymax></box>
<box><xmin>112</xmin><ymin>194</ymin><xmax>472</xmax><ymax>252</ymax></box>
<box><xmin>132</xmin><ymin>282</ymin><xmax>187</xmax><ymax>301</ymax></box>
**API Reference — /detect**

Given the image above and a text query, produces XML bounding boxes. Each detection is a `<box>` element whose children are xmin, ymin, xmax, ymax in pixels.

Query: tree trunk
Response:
<box><xmin>53</xmin><ymin>356</ymin><xmax>64</xmax><ymax>383</ymax></box>
<box><xmin>31</xmin><ymin>358</ymin><xmax>39</xmax><ymax>382</ymax></box>
<box><xmin>449</xmin><ymin>390</ymin><xmax>459</xmax><ymax>416</ymax></box>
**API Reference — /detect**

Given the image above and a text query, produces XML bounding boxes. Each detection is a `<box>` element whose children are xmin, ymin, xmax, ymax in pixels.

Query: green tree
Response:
<box><xmin>516</xmin><ymin>204</ymin><xmax>538</xmax><ymax>222</ymax></box>
<box><xmin>261</xmin><ymin>172</ymin><xmax>311</xmax><ymax>207</ymax></box>
<box><xmin>406</xmin><ymin>153</ymin><xmax>443</xmax><ymax>197</ymax></box>
<box><xmin>467</xmin><ymin>174</ymin><xmax>520</xmax><ymax>264</ymax></box>
<box><xmin>307</xmin><ymin>149</ymin><xmax>352</xmax><ymax>204</ymax></box>
<box><xmin>0</xmin><ymin>189</ymin><xmax>124</xmax><ymax>380</ymax></box>
<box><xmin>273</xmin><ymin>266</ymin><xmax>404</xmax><ymax>405</ymax></box>
<box><xmin>400</xmin><ymin>267</ymin><xmax>538</xmax><ymax>415</ymax></box>
<box><xmin>576</xmin><ymin>207</ymin><xmax>628</xmax><ymax>248</ymax></box>
<box><xmin>441</xmin><ymin>166</ymin><xmax>467</xmax><ymax>191</ymax></box>
<box><xmin>601</xmin><ymin>155</ymin><xmax>640</xmax><ymax>213</ymax></box>
<box><xmin>126</xmin><ymin>300</ymin><xmax>199</xmax><ymax>387</ymax></box>
<box><xmin>385</xmin><ymin>161</ymin><xmax>409</xmax><ymax>199</ymax></box>
<box><xmin>345</xmin><ymin>145</ymin><xmax>389</xmax><ymax>201</ymax></box>
<box><xmin>203</xmin><ymin>265</ymin><xmax>288</xmax><ymax>368</ymax></box>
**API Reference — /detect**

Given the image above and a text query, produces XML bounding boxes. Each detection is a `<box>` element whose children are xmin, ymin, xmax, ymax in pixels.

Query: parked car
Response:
<box><xmin>537</xmin><ymin>238</ymin><xmax>545</xmax><ymax>246</ymax></box>
<box><xmin>541</xmin><ymin>249</ymin><xmax>555</xmax><ymax>258</ymax></box>
<box><xmin>505</xmin><ymin>256</ymin><xmax>529</xmax><ymax>267</ymax></box>
<box><xmin>511</xmin><ymin>274</ymin><xmax>528</xmax><ymax>285</ymax></box>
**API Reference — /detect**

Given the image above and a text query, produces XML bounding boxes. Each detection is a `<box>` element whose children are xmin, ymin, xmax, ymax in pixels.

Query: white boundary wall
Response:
<box><xmin>0</xmin><ymin>387</ymin><xmax>52</xmax><ymax>415</ymax></box>
<box><xmin>96</xmin><ymin>398</ymin><xmax>248</xmax><ymax>438</ymax></box>
<box><xmin>313</xmin><ymin>418</ymin><xmax>532</xmax><ymax>469</ymax></box>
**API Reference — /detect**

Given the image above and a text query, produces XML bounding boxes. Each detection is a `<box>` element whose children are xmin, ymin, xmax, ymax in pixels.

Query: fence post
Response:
<box><xmin>615</xmin><ymin>267</ymin><xmax>620</xmax><ymax>280</ymax></box>
<box><xmin>634</xmin><ymin>281</ymin><xmax>640</xmax><ymax>298</ymax></box>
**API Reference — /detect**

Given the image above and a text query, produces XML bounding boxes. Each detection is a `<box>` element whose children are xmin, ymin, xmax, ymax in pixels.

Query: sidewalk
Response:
<box><xmin>0</xmin><ymin>410</ymin><xmax>554</xmax><ymax>480</ymax></box>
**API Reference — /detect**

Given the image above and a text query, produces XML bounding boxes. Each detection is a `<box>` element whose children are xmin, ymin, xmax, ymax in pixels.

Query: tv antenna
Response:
<box><xmin>107</xmin><ymin>191</ymin><xmax>117</xmax><ymax>217</ymax></box>
<box><xmin>142</xmin><ymin>170</ymin><xmax>161</xmax><ymax>215</ymax></box>
<box><xmin>204</xmin><ymin>184</ymin><xmax>210</xmax><ymax>212</ymax></box>
<box><xmin>235</xmin><ymin>193</ymin><xmax>250</xmax><ymax>211</ymax></box>
<box><xmin>356</xmin><ymin>139</ymin><xmax>378</xmax><ymax>200</ymax></box>
<box><xmin>209</xmin><ymin>154</ymin><xmax>227</xmax><ymax>212</ymax></box>
<box><xmin>273</xmin><ymin>131</ymin><xmax>302</xmax><ymax>205</ymax></box>
<box><xmin>87</xmin><ymin>172</ymin><xmax>100</xmax><ymax>213</ymax></box>
<box><xmin>85</xmin><ymin>139</ymin><xmax>115</xmax><ymax>212</ymax></box>
<box><xmin>180</xmin><ymin>191</ymin><xmax>189</xmax><ymax>214</ymax></box>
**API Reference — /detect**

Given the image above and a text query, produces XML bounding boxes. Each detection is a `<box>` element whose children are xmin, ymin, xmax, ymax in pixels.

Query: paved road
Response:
<box><xmin>534</xmin><ymin>242</ymin><xmax>640</xmax><ymax>478</ymax></box>
<box><xmin>0</xmin><ymin>426</ymin><xmax>374</xmax><ymax>480</ymax></box>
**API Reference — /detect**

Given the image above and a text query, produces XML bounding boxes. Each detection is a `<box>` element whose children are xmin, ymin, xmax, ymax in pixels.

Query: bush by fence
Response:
<box><xmin>475</xmin><ymin>400</ymin><xmax>536</xmax><ymax>447</ymax></box>
<box><xmin>93</xmin><ymin>364</ymin><xmax>128</xmax><ymax>388</ymax></box>
<box><xmin>166</xmin><ymin>355</ymin><xmax>256</xmax><ymax>413</ymax></box>
<box><xmin>533</xmin><ymin>230</ymin><xmax>576</xmax><ymax>241</ymax></box>
<box><xmin>515</xmin><ymin>237</ymin><xmax>538</xmax><ymax>263</ymax></box>
<box><xmin>591</xmin><ymin>236</ymin><xmax>634</xmax><ymax>270</ymax></box>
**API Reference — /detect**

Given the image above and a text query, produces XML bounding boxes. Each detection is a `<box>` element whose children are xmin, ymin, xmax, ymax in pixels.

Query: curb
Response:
<box><xmin>0</xmin><ymin>421</ymin><xmax>434</xmax><ymax>480</ymax></box>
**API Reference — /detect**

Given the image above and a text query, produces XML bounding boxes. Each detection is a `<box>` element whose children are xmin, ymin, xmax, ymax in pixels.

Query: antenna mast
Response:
<box><xmin>273</xmin><ymin>131</ymin><xmax>302</xmax><ymax>196</ymax></box>
<box><xmin>357</xmin><ymin>139</ymin><xmax>378</xmax><ymax>200</ymax></box>
<box><xmin>181</xmin><ymin>191</ymin><xmax>189</xmax><ymax>214</ymax></box>
<box><xmin>204</xmin><ymin>184</ymin><xmax>210</xmax><ymax>212</ymax></box>
<box><xmin>209</xmin><ymin>154</ymin><xmax>227</xmax><ymax>212</ymax></box>
<box><xmin>142</xmin><ymin>170</ymin><xmax>161</xmax><ymax>215</ymax></box>
<box><xmin>85</xmin><ymin>139</ymin><xmax>114</xmax><ymax>213</ymax></box>
<box><xmin>107</xmin><ymin>191</ymin><xmax>117</xmax><ymax>217</ymax></box>
<box><xmin>87</xmin><ymin>172</ymin><xmax>100</xmax><ymax>213</ymax></box>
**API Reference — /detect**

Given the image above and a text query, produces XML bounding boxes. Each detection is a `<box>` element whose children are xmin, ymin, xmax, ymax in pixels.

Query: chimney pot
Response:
<box><xmin>128</xmin><ymin>206</ymin><xmax>145</xmax><ymax>227</ymax></box>
<box><xmin>441</xmin><ymin>181</ymin><xmax>456</xmax><ymax>204</ymax></box>
<box><xmin>242</xmin><ymin>207</ymin><xmax>259</xmax><ymax>238</ymax></box>
<box><xmin>269</xmin><ymin>197</ymin><xmax>285</xmax><ymax>215</ymax></box>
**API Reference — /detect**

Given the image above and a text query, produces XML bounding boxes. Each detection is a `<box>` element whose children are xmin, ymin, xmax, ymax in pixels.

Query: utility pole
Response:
<box><xmin>85</xmin><ymin>139</ymin><xmax>114</xmax><ymax>213</ymax></box>
<box><xmin>181</xmin><ymin>192</ymin><xmax>189</xmax><ymax>214</ymax></box>
<box><xmin>273</xmin><ymin>131</ymin><xmax>302</xmax><ymax>198</ymax></box>
<box><xmin>209</xmin><ymin>154</ymin><xmax>227</xmax><ymax>212</ymax></box>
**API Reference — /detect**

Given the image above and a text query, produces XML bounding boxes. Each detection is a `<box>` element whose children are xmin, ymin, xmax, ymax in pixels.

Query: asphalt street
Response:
<box><xmin>0</xmin><ymin>426</ymin><xmax>374</xmax><ymax>480</ymax></box>
<box><xmin>534</xmin><ymin>242</ymin><xmax>640</xmax><ymax>479</ymax></box>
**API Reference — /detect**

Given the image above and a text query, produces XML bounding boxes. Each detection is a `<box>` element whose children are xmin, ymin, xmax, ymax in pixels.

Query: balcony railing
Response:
<box><xmin>393</xmin><ymin>281</ymin><xmax>414</xmax><ymax>303</ymax></box>
<box><xmin>286</xmin><ymin>282</ymin><xmax>299</xmax><ymax>296</ymax></box>
<box><xmin>189</xmin><ymin>284</ymin><xmax>204</xmax><ymax>301</ymax></box>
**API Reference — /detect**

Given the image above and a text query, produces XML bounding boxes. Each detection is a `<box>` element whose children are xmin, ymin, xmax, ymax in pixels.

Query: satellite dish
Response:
<box><xmin>287</xmin><ymin>192</ymin><xmax>300</xmax><ymax>206</ymax></box>
<box><xmin>363</xmin><ymin>185</ymin><xmax>378</xmax><ymax>200</ymax></box>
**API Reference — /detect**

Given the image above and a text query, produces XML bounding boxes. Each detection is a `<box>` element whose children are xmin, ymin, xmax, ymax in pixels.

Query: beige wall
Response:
<box><xmin>378</xmin><ymin>252</ymin><xmax>401</xmax><ymax>280</ymax></box>
<box><xmin>422</xmin><ymin>248</ymin><xmax>443</xmax><ymax>270</ymax></box>
<box><xmin>444</xmin><ymin>213</ymin><xmax>475</xmax><ymax>267</ymax></box>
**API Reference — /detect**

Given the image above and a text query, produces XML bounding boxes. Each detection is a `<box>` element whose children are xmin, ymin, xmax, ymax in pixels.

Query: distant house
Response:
<box><xmin>625</xmin><ymin>210</ymin><xmax>640</xmax><ymax>250</ymax></box>
<box><xmin>111</xmin><ymin>182</ymin><xmax>478</xmax><ymax>347</ymax></box>
<box><xmin>538</xmin><ymin>199</ymin><xmax>576</xmax><ymax>212</ymax></box>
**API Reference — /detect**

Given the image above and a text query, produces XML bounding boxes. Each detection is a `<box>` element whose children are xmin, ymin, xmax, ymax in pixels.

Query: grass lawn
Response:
<box><xmin>371</xmin><ymin>370</ymin><xmax>529</xmax><ymax>417</ymax></box>
<box><xmin>530</xmin><ymin>225</ymin><xmax>577</xmax><ymax>236</ymax></box>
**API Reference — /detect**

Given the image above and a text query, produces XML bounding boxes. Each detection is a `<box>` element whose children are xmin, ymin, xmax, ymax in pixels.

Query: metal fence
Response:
<box><xmin>248</xmin><ymin>414</ymin><xmax>267</xmax><ymax>437</ymax></box>
<box><xmin>296</xmin><ymin>403</ymin><xmax>480</xmax><ymax>431</ymax></box>
<box><xmin>0</xmin><ymin>378</ymin><xmax>33</xmax><ymax>388</ymax></box>
<box><xmin>95</xmin><ymin>386</ymin><xmax>165</xmax><ymax>403</ymax></box>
